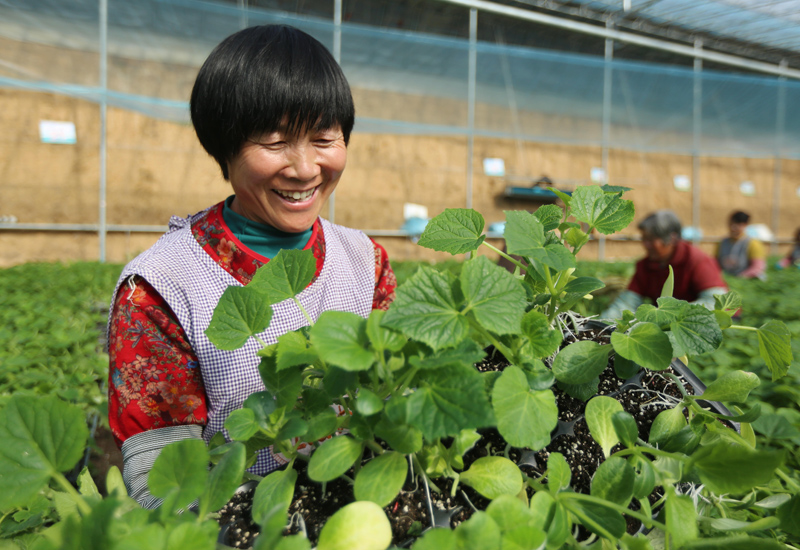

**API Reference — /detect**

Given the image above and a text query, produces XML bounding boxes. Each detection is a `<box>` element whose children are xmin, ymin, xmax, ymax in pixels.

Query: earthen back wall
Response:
<box><xmin>2</xmin><ymin>88</ymin><xmax>799</xmax><ymax>268</ymax></box>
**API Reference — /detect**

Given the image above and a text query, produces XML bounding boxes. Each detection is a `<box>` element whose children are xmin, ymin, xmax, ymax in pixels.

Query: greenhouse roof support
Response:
<box><xmin>439</xmin><ymin>0</ymin><xmax>800</xmax><ymax>80</ymax></box>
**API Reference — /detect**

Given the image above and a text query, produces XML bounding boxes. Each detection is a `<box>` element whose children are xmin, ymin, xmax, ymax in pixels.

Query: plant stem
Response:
<box><xmin>292</xmin><ymin>297</ymin><xmax>315</xmax><ymax>326</ymax></box>
<box><xmin>468</xmin><ymin>319</ymin><xmax>517</xmax><ymax>364</ymax></box>
<box><xmin>365</xmin><ymin>440</ymin><xmax>385</xmax><ymax>456</ymax></box>
<box><xmin>777</xmin><ymin>468</ymin><xmax>800</xmax><ymax>491</ymax></box>
<box><xmin>483</xmin><ymin>241</ymin><xmax>528</xmax><ymax>273</ymax></box>
<box><xmin>561</xmin><ymin>492</ymin><xmax>669</xmax><ymax>531</ymax></box>
<box><xmin>53</xmin><ymin>472</ymin><xmax>92</xmax><ymax>516</ymax></box>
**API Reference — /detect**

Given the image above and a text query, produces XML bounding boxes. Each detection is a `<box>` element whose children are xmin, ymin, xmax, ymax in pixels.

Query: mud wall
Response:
<box><xmin>1</xmin><ymin>88</ymin><xmax>798</xmax><ymax>268</ymax></box>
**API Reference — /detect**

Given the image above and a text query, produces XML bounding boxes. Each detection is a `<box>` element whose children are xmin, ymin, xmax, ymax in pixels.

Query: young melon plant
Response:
<box><xmin>0</xmin><ymin>185</ymin><xmax>797</xmax><ymax>550</ymax></box>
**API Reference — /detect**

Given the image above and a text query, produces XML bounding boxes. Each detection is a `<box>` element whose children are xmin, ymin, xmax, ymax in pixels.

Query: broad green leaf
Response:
<box><xmin>690</xmin><ymin>444</ymin><xmax>784</xmax><ymax>494</ymax></box>
<box><xmin>669</xmin><ymin>304</ymin><xmax>723</xmax><ymax>357</ymax></box>
<box><xmin>252</xmin><ymin>467</ymin><xmax>298</xmax><ymax>527</ymax></box>
<box><xmin>706</xmin><ymin>517</ymin><xmax>781</xmax><ymax>532</ymax></box>
<box><xmin>565</xmin><ymin>226</ymin><xmax>590</xmax><ymax>249</ymax></box>
<box><xmin>528</xmin><ymin>243</ymin><xmax>577</xmax><ymax>274</ymax></box>
<box><xmin>492</xmin><ymin>366</ymin><xmax>557</xmax><ymax>450</ymax></box>
<box><xmin>701</xmin><ymin>371</ymin><xmax>760</xmax><ymax>403</ymax></box>
<box><xmin>249</xmin><ymin>248</ymin><xmax>316</xmax><ymax>303</ymax></box>
<box><xmin>366</xmin><ymin>309</ymin><xmax>406</xmax><ymax>354</ymax></box>
<box><xmin>661</xmin><ymin>265</ymin><xmax>674</xmax><ymax>298</ymax></box>
<box><xmin>664</xmin><ymin>489</ymin><xmax>698</xmax><ymax>548</ymax></box>
<box><xmin>641</xmin><ymin>297</ymin><xmax>686</xmax><ymax>328</ymax></box>
<box><xmin>106</xmin><ymin>465</ymin><xmax>126</xmax><ymax>498</ymax></box>
<box><xmin>534</xmin><ymin>204</ymin><xmax>563</xmax><ymax>231</ymax></box>
<box><xmin>755</xmin><ymin>320</ymin><xmax>793</xmax><ymax>380</ymax></box>
<box><xmin>308</xmin><ymin>436</ymin><xmax>363</xmax><ymax>482</ymax></box>
<box><xmin>206</xmin><ymin>285</ymin><xmax>273</xmax><ymax>350</ymax></box>
<box><xmin>585</xmin><ymin>396</ymin><xmax>624</xmax><ymax>457</ymax></box>
<box><xmin>406</xmin><ymin>365</ymin><xmax>494</xmax><ymax>439</ymax></box>
<box><xmin>485</xmin><ymin>495</ymin><xmax>534</xmax><ymax>533</ymax></box>
<box><xmin>274</xmin><ymin>536</ymin><xmax>313</xmax><ymax>550</ymax></box>
<box><xmin>275</xmin><ymin>411</ymin><xmax>308</xmax><ymax>441</ymax></box>
<box><xmin>323</xmin><ymin>366</ymin><xmax>357</xmax><ymax>398</ymax></box>
<box><xmin>409</xmin><ymin>339</ymin><xmax>486</xmax><ymax>370</ymax></box>
<box><xmin>409</xmin><ymin>528</ymin><xmax>457</xmax><ymax>550</ymax></box>
<box><xmin>649</xmin><ymin>407</ymin><xmax>686</xmax><ymax>447</ymax></box>
<box><xmin>347</xmin><ymin>411</ymin><xmax>375</xmax><ymax>442</ymax></box>
<box><xmin>303</xmin><ymin>409</ymin><xmax>338</xmax><ymax>443</ymax></box>
<box><xmin>354</xmin><ymin>452</ymin><xmax>407</xmax><ymax>507</ymax></box>
<box><xmin>547</xmin><ymin>452</ymin><xmax>571</xmax><ymax>492</ymax></box>
<box><xmin>454</xmin><ymin>512</ymin><xmax>502</xmax><ymax>550</ymax></box>
<box><xmin>201</xmin><ymin>441</ymin><xmax>246</xmax><ymax>514</ymax></box>
<box><xmin>776</xmin><ymin>494</ymin><xmax>800</xmax><ymax>536</ymax></box>
<box><xmin>373</xmin><ymin>416</ymin><xmax>423</xmax><ymax>454</ymax></box>
<box><xmin>381</xmin><ymin>267</ymin><xmax>467</xmax><ymax>352</ymax></box>
<box><xmin>714</xmin><ymin>291</ymin><xmax>742</xmax><ymax>313</ymax></box>
<box><xmin>242</xmin><ymin>390</ymin><xmax>277</xmax><ymax>429</ymax></box>
<box><xmin>562</xmin><ymin>498</ymin><xmax>626</xmax><ymax>539</ymax></box>
<box><xmin>630</xmin><ymin>455</ymin><xmax>656</xmax><ymax>500</ymax></box>
<box><xmin>563</xmin><ymin>277</ymin><xmax>605</xmax><ymax>297</ymax></box>
<box><xmin>619</xmin><ymin>533</ymin><xmax>654</xmax><ymax>550</ymax></box>
<box><xmin>611</xmin><ymin>322</ymin><xmax>672</xmax><ymax>371</ymax></box>
<box><xmin>614</xmin><ymin>355</ymin><xmax>640</xmax><ymax>380</ymax></box>
<box><xmin>166</xmin><ymin>519</ymin><xmax>218</xmax><ymax>550</ymax></box>
<box><xmin>149</xmin><ymin>439</ymin><xmax>209</xmax><ymax>508</ymax></box>
<box><xmin>552</xmin><ymin>340</ymin><xmax>610</xmax><ymax>385</ymax></box>
<box><xmin>502</xmin><ymin>524</ymin><xmax>546</xmax><ymax>549</ymax></box>
<box><xmin>754</xmin><ymin>494</ymin><xmax>791</xmax><ymax>509</ymax></box>
<box><xmin>680</xmin><ymin>536</ymin><xmax>787</xmax><ymax>550</ymax></box>
<box><xmin>521</xmin><ymin>310</ymin><xmax>563</xmax><ymax>358</ymax></box>
<box><xmin>356</xmin><ymin>389</ymin><xmax>384</xmax><ymax>416</ymax></box>
<box><xmin>752</xmin><ymin>414</ymin><xmax>800</xmax><ymax>440</ymax></box>
<box><xmin>316</xmin><ymin>501</ymin><xmax>392</xmax><ymax>550</ymax></box>
<box><xmin>569</xmin><ymin>185</ymin><xmax>635</xmax><ymax>235</ymax></box>
<box><xmin>550</xmin><ymin>188</ymin><xmax>573</xmax><ymax>206</ymax></box>
<box><xmin>258</xmin><ymin>356</ymin><xmax>303</xmax><ymax>409</ymax></box>
<box><xmin>557</xmin><ymin>377</ymin><xmax>599</xmax><ymax>401</ymax></box>
<box><xmin>612</xmin><ymin>411</ymin><xmax>638</xmax><ymax>447</ymax></box>
<box><xmin>504</xmin><ymin>210</ymin><xmax>546</xmax><ymax>254</ymax></box>
<box><xmin>590</xmin><ymin>456</ymin><xmax>634</xmax><ymax>506</ymax></box>
<box><xmin>417</xmin><ymin>208</ymin><xmax>485</xmax><ymax>254</ymax></box>
<box><xmin>460</xmin><ymin>256</ymin><xmax>526</xmax><ymax>335</ymax></box>
<box><xmin>310</xmin><ymin>311</ymin><xmax>374</xmax><ymax>372</ymax></box>
<box><xmin>276</xmin><ymin>330</ymin><xmax>317</xmax><ymax>371</ymax></box>
<box><xmin>0</xmin><ymin>395</ymin><xmax>89</xmax><ymax>510</ymax></box>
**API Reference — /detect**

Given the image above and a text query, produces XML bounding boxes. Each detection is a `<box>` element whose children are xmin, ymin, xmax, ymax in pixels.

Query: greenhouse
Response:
<box><xmin>0</xmin><ymin>1</ymin><xmax>799</xmax><ymax>549</ymax></box>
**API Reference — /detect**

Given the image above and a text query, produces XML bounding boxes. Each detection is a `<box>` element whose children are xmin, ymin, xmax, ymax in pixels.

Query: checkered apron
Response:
<box><xmin>113</xmin><ymin>211</ymin><xmax>376</xmax><ymax>474</ymax></box>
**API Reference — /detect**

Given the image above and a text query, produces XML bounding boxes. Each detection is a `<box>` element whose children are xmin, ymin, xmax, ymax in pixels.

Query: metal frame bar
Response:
<box><xmin>438</xmin><ymin>0</ymin><xmax>800</xmax><ymax>80</ymax></box>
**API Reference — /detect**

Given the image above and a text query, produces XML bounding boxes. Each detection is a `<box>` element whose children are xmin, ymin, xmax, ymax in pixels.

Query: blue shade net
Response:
<box><xmin>1</xmin><ymin>0</ymin><xmax>799</xmax><ymax>158</ymax></box>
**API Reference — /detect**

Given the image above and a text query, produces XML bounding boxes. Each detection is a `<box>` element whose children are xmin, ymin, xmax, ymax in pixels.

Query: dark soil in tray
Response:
<box><xmin>218</xmin><ymin>457</ymin><xmax>430</xmax><ymax>549</ymax></box>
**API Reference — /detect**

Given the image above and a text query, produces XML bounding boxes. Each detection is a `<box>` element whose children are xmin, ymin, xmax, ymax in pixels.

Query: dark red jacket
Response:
<box><xmin>628</xmin><ymin>240</ymin><xmax>727</xmax><ymax>303</ymax></box>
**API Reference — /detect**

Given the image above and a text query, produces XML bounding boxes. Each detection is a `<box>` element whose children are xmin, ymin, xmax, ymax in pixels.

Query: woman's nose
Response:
<box><xmin>285</xmin><ymin>143</ymin><xmax>320</xmax><ymax>181</ymax></box>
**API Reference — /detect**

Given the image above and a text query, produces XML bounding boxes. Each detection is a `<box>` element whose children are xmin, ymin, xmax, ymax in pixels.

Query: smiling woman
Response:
<box><xmin>106</xmin><ymin>24</ymin><xmax>397</xmax><ymax>509</ymax></box>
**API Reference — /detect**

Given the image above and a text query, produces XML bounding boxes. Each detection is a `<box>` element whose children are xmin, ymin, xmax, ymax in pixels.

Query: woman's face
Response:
<box><xmin>226</xmin><ymin>125</ymin><xmax>347</xmax><ymax>233</ymax></box>
<box><xmin>640</xmin><ymin>229</ymin><xmax>675</xmax><ymax>262</ymax></box>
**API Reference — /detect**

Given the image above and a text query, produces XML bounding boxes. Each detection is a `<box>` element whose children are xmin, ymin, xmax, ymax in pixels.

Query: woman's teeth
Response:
<box><xmin>276</xmin><ymin>188</ymin><xmax>314</xmax><ymax>201</ymax></box>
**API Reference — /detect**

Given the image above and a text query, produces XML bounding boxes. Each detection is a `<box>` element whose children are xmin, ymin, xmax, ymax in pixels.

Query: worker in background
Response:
<box><xmin>601</xmin><ymin>210</ymin><xmax>728</xmax><ymax>319</ymax></box>
<box><xmin>716</xmin><ymin>210</ymin><xmax>767</xmax><ymax>280</ymax></box>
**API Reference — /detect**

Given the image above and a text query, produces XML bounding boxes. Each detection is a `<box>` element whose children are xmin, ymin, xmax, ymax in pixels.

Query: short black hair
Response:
<box><xmin>730</xmin><ymin>211</ymin><xmax>750</xmax><ymax>224</ymax></box>
<box><xmin>190</xmin><ymin>25</ymin><xmax>355</xmax><ymax>180</ymax></box>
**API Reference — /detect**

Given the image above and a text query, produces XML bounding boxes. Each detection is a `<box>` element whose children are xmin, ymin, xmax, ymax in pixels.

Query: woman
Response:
<box><xmin>107</xmin><ymin>25</ymin><xmax>396</xmax><ymax>508</ymax></box>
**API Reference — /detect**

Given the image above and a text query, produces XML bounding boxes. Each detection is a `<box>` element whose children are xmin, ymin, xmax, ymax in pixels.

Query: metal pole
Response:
<box><xmin>437</xmin><ymin>0</ymin><xmax>800</xmax><ymax>80</ymax></box>
<box><xmin>772</xmin><ymin>59</ymin><xmax>787</xmax><ymax>255</ymax></box>
<box><xmin>329</xmin><ymin>0</ymin><xmax>342</xmax><ymax>223</ymax></box>
<box><xmin>598</xmin><ymin>19</ymin><xmax>614</xmax><ymax>261</ymax></box>
<box><xmin>467</xmin><ymin>8</ymin><xmax>477</xmax><ymax>211</ymax></box>
<box><xmin>691</xmin><ymin>39</ymin><xmax>702</xmax><ymax>245</ymax></box>
<box><xmin>238</xmin><ymin>0</ymin><xmax>248</xmax><ymax>29</ymax></box>
<box><xmin>99</xmin><ymin>0</ymin><xmax>108</xmax><ymax>262</ymax></box>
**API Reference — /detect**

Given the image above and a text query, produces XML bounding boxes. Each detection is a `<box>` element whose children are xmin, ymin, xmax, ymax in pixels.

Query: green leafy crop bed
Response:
<box><xmin>0</xmin><ymin>261</ymin><xmax>123</xmax><ymax>414</ymax></box>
